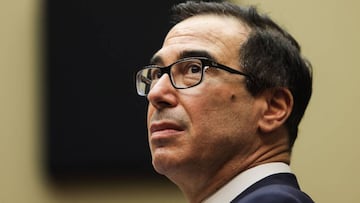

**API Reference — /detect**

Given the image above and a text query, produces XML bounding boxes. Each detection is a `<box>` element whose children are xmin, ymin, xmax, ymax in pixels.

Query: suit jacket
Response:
<box><xmin>230</xmin><ymin>173</ymin><xmax>315</xmax><ymax>203</ymax></box>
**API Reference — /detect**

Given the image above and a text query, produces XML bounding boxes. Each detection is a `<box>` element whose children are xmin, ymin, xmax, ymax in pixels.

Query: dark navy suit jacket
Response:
<box><xmin>231</xmin><ymin>173</ymin><xmax>315</xmax><ymax>203</ymax></box>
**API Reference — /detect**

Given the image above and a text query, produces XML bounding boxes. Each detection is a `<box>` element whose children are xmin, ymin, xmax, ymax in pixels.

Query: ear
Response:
<box><xmin>258</xmin><ymin>88</ymin><xmax>294</xmax><ymax>133</ymax></box>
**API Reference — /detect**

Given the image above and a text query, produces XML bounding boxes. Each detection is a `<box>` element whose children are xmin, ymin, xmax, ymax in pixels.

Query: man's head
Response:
<box><xmin>136</xmin><ymin>1</ymin><xmax>312</xmax><ymax>201</ymax></box>
<box><xmin>170</xmin><ymin>0</ymin><xmax>313</xmax><ymax>151</ymax></box>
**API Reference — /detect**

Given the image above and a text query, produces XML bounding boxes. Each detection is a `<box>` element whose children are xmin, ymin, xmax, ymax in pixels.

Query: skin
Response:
<box><xmin>146</xmin><ymin>14</ymin><xmax>293</xmax><ymax>203</ymax></box>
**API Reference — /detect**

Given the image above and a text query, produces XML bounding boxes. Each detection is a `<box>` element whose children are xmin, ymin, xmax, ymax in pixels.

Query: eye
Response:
<box><xmin>172</xmin><ymin>59</ymin><xmax>203</xmax><ymax>77</ymax></box>
<box><xmin>177</xmin><ymin>60</ymin><xmax>203</xmax><ymax>86</ymax></box>
<box><xmin>187</xmin><ymin>64</ymin><xmax>202</xmax><ymax>74</ymax></box>
<box><xmin>182</xmin><ymin>61</ymin><xmax>202</xmax><ymax>75</ymax></box>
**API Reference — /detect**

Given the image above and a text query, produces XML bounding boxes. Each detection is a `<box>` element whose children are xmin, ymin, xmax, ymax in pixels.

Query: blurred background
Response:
<box><xmin>1</xmin><ymin>0</ymin><xmax>359</xmax><ymax>202</ymax></box>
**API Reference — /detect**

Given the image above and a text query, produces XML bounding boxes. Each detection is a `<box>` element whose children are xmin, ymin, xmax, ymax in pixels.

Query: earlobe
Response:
<box><xmin>258</xmin><ymin>88</ymin><xmax>294</xmax><ymax>133</ymax></box>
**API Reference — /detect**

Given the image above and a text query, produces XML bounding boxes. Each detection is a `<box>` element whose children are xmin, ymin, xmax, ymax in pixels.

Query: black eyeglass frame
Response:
<box><xmin>136</xmin><ymin>57</ymin><xmax>254</xmax><ymax>96</ymax></box>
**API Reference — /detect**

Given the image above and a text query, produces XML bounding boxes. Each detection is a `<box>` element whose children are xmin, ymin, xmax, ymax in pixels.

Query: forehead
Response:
<box><xmin>154</xmin><ymin>14</ymin><xmax>250</xmax><ymax>65</ymax></box>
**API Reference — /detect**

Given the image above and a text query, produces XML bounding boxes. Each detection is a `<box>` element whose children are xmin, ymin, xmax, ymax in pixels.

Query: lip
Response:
<box><xmin>149</xmin><ymin>121</ymin><xmax>184</xmax><ymax>139</ymax></box>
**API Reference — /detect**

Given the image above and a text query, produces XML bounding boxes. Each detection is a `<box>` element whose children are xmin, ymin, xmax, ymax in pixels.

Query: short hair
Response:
<box><xmin>170</xmin><ymin>1</ymin><xmax>313</xmax><ymax>150</ymax></box>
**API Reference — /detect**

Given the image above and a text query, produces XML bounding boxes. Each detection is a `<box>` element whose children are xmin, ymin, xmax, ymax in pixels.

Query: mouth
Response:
<box><xmin>149</xmin><ymin>121</ymin><xmax>184</xmax><ymax>141</ymax></box>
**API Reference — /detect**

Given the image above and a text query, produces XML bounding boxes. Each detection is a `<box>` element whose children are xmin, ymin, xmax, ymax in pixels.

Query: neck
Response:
<box><xmin>170</xmin><ymin>152</ymin><xmax>290</xmax><ymax>203</ymax></box>
<box><xmin>173</xmin><ymin>159</ymin><xmax>253</xmax><ymax>203</ymax></box>
<box><xmin>168</xmin><ymin>132</ymin><xmax>291</xmax><ymax>203</ymax></box>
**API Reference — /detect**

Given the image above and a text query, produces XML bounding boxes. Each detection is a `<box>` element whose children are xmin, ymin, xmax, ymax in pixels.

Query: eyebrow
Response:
<box><xmin>149</xmin><ymin>50</ymin><xmax>215</xmax><ymax>65</ymax></box>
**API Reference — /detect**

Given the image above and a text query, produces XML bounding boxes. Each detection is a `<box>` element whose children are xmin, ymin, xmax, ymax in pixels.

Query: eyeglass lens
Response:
<box><xmin>136</xmin><ymin>58</ymin><xmax>204</xmax><ymax>96</ymax></box>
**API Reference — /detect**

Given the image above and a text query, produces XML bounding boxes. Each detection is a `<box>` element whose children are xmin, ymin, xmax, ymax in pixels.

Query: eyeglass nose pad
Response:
<box><xmin>203</xmin><ymin>66</ymin><xmax>211</xmax><ymax>75</ymax></box>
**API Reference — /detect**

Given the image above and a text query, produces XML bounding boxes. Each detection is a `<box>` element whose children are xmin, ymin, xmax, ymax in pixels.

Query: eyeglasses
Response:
<box><xmin>136</xmin><ymin>57</ymin><xmax>252</xmax><ymax>96</ymax></box>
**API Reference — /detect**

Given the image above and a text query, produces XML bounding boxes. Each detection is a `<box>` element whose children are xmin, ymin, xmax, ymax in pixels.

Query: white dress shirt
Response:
<box><xmin>202</xmin><ymin>162</ymin><xmax>292</xmax><ymax>203</ymax></box>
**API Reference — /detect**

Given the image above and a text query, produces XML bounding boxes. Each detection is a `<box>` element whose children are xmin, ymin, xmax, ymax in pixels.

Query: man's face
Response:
<box><xmin>146</xmin><ymin>15</ymin><xmax>264</xmax><ymax>181</ymax></box>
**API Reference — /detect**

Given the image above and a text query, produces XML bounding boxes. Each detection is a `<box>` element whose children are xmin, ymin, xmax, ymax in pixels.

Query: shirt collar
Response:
<box><xmin>202</xmin><ymin>162</ymin><xmax>292</xmax><ymax>203</ymax></box>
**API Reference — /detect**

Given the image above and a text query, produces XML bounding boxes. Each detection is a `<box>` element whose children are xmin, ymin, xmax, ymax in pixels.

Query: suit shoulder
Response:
<box><xmin>234</xmin><ymin>184</ymin><xmax>315</xmax><ymax>203</ymax></box>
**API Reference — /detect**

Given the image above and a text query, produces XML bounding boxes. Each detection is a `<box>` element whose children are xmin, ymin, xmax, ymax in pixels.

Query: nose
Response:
<box><xmin>147</xmin><ymin>74</ymin><xmax>177</xmax><ymax>109</ymax></box>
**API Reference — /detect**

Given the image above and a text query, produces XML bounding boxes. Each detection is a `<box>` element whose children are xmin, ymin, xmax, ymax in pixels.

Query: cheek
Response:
<box><xmin>183</xmin><ymin>96</ymin><xmax>258</xmax><ymax>169</ymax></box>
<box><xmin>187</xmin><ymin>92</ymin><xmax>239</xmax><ymax>135</ymax></box>
<box><xmin>189</xmin><ymin>86</ymin><xmax>257</xmax><ymax>139</ymax></box>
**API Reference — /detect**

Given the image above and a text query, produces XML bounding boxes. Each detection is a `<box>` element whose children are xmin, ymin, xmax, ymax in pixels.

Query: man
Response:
<box><xmin>135</xmin><ymin>1</ymin><xmax>314</xmax><ymax>203</ymax></box>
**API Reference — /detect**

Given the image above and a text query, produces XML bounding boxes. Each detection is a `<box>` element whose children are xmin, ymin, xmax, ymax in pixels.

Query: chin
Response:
<box><xmin>152</xmin><ymin>158</ymin><xmax>170</xmax><ymax>175</ymax></box>
<box><xmin>151</xmin><ymin>149</ymin><xmax>181</xmax><ymax>175</ymax></box>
